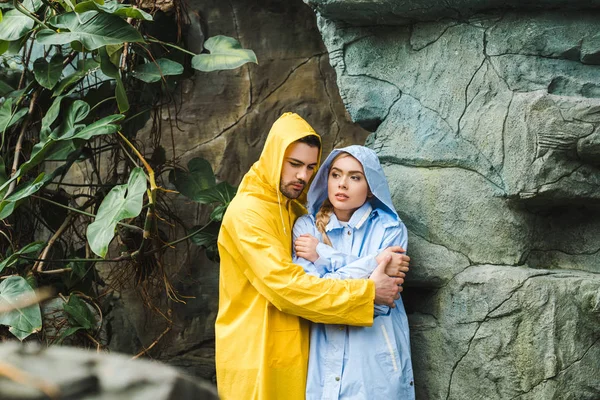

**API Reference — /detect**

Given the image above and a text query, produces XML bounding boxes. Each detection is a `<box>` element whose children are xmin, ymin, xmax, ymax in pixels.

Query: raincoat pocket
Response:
<box><xmin>374</xmin><ymin>324</ymin><xmax>402</xmax><ymax>379</ymax></box>
<box><xmin>266</xmin><ymin>305</ymin><xmax>304</xmax><ymax>367</ymax></box>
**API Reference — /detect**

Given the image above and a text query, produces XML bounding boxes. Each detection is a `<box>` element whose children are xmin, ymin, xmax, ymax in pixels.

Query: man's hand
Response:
<box><xmin>376</xmin><ymin>246</ymin><xmax>410</xmax><ymax>277</ymax></box>
<box><xmin>294</xmin><ymin>234</ymin><xmax>319</xmax><ymax>262</ymax></box>
<box><xmin>370</xmin><ymin>256</ymin><xmax>404</xmax><ymax>308</ymax></box>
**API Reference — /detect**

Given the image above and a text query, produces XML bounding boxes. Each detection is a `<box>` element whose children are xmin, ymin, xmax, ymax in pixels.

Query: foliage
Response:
<box><xmin>0</xmin><ymin>276</ymin><xmax>42</xmax><ymax>340</ymax></box>
<box><xmin>0</xmin><ymin>0</ymin><xmax>254</xmax><ymax>346</ymax></box>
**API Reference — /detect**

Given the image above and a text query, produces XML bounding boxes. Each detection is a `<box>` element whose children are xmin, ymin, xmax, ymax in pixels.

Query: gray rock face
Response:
<box><xmin>309</xmin><ymin>3</ymin><xmax>600</xmax><ymax>398</ymax></box>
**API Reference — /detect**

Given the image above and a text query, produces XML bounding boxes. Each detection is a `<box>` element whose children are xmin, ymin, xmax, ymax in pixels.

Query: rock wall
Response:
<box><xmin>104</xmin><ymin>0</ymin><xmax>368</xmax><ymax>382</ymax></box>
<box><xmin>306</xmin><ymin>1</ymin><xmax>600</xmax><ymax>398</ymax></box>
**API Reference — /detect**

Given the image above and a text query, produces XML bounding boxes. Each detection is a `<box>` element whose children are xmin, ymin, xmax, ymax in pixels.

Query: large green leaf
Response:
<box><xmin>0</xmin><ymin>242</ymin><xmax>44</xmax><ymax>273</ymax></box>
<box><xmin>33</xmin><ymin>54</ymin><xmax>64</xmax><ymax>89</ymax></box>
<box><xmin>86</xmin><ymin>167</ymin><xmax>147</xmax><ymax>257</ymax></box>
<box><xmin>0</xmin><ymin>9</ymin><xmax>34</xmax><ymax>41</ymax></box>
<box><xmin>38</xmin><ymin>11</ymin><xmax>144</xmax><ymax>50</ymax></box>
<box><xmin>0</xmin><ymin>173</ymin><xmax>48</xmax><ymax>219</ymax></box>
<box><xmin>131</xmin><ymin>58</ymin><xmax>183</xmax><ymax>83</ymax></box>
<box><xmin>0</xmin><ymin>276</ymin><xmax>42</xmax><ymax>341</ymax></box>
<box><xmin>0</xmin><ymin>79</ymin><xmax>12</xmax><ymax>97</ymax></box>
<box><xmin>169</xmin><ymin>158</ymin><xmax>216</xmax><ymax>202</ymax></box>
<box><xmin>191</xmin><ymin>35</ymin><xmax>257</xmax><ymax>72</ymax></box>
<box><xmin>75</xmin><ymin>0</ymin><xmax>153</xmax><ymax>21</ymax></box>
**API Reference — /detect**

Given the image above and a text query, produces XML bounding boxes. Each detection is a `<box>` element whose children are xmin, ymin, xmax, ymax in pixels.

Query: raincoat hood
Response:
<box><xmin>238</xmin><ymin>112</ymin><xmax>321</xmax><ymax>206</ymax></box>
<box><xmin>307</xmin><ymin>145</ymin><xmax>399</xmax><ymax>219</ymax></box>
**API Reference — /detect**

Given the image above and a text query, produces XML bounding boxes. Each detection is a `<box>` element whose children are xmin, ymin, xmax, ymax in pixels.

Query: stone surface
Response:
<box><xmin>0</xmin><ymin>342</ymin><xmax>218</xmax><ymax>399</ymax></box>
<box><xmin>310</xmin><ymin>3</ymin><xmax>600</xmax><ymax>398</ymax></box>
<box><xmin>305</xmin><ymin>0</ymin><xmax>600</xmax><ymax>25</ymax></box>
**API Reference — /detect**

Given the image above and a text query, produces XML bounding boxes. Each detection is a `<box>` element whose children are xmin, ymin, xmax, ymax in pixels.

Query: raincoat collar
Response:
<box><xmin>325</xmin><ymin>202</ymin><xmax>373</xmax><ymax>232</ymax></box>
<box><xmin>307</xmin><ymin>145</ymin><xmax>399</xmax><ymax>221</ymax></box>
<box><xmin>237</xmin><ymin>112</ymin><xmax>322</xmax><ymax>206</ymax></box>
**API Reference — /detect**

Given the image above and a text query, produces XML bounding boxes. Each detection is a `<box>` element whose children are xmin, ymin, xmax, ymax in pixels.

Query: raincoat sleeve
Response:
<box><xmin>301</xmin><ymin>223</ymin><xmax>409</xmax><ymax>316</ymax></box>
<box><xmin>292</xmin><ymin>216</ymin><xmax>333</xmax><ymax>277</ymax></box>
<box><xmin>293</xmin><ymin>216</ymin><xmax>379</xmax><ymax>280</ymax></box>
<box><xmin>373</xmin><ymin>223</ymin><xmax>408</xmax><ymax>316</ymax></box>
<box><xmin>228</xmin><ymin>205</ymin><xmax>375</xmax><ymax>326</ymax></box>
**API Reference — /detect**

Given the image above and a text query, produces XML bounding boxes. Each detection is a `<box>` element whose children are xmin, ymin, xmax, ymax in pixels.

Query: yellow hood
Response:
<box><xmin>238</xmin><ymin>112</ymin><xmax>321</xmax><ymax>207</ymax></box>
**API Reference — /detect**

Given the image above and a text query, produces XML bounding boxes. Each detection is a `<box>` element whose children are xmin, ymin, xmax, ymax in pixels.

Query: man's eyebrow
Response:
<box><xmin>330</xmin><ymin>166</ymin><xmax>364</xmax><ymax>175</ymax></box>
<box><xmin>287</xmin><ymin>157</ymin><xmax>306</xmax><ymax>165</ymax></box>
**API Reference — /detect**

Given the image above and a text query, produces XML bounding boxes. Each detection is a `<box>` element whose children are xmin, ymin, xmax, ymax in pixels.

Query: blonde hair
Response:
<box><xmin>315</xmin><ymin>152</ymin><xmax>353</xmax><ymax>246</ymax></box>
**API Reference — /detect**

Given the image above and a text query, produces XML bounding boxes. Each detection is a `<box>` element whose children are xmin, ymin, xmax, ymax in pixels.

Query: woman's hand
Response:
<box><xmin>294</xmin><ymin>234</ymin><xmax>320</xmax><ymax>263</ymax></box>
<box><xmin>376</xmin><ymin>246</ymin><xmax>410</xmax><ymax>277</ymax></box>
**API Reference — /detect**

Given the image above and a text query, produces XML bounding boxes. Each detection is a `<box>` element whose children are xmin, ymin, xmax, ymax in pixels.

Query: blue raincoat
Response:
<box><xmin>293</xmin><ymin>145</ymin><xmax>415</xmax><ymax>400</ymax></box>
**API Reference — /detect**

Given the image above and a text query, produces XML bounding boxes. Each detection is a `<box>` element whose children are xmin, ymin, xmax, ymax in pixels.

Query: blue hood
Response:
<box><xmin>307</xmin><ymin>145</ymin><xmax>399</xmax><ymax>220</ymax></box>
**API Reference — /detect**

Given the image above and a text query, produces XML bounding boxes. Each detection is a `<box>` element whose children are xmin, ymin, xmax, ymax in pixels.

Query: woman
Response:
<box><xmin>292</xmin><ymin>145</ymin><xmax>415</xmax><ymax>399</ymax></box>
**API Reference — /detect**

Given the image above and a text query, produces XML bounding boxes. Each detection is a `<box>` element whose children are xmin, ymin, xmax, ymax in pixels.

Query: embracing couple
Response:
<box><xmin>215</xmin><ymin>112</ymin><xmax>414</xmax><ymax>400</ymax></box>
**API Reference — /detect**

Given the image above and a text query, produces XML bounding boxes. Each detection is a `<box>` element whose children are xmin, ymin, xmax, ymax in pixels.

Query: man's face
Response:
<box><xmin>279</xmin><ymin>142</ymin><xmax>319</xmax><ymax>199</ymax></box>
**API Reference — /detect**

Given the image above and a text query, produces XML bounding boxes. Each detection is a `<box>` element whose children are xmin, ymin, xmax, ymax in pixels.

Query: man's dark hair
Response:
<box><xmin>295</xmin><ymin>135</ymin><xmax>321</xmax><ymax>149</ymax></box>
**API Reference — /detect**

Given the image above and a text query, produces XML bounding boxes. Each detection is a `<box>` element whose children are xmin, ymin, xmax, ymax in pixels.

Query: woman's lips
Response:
<box><xmin>335</xmin><ymin>193</ymin><xmax>349</xmax><ymax>201</ymax></box>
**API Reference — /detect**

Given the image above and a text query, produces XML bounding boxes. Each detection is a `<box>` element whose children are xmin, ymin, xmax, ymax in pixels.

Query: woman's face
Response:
<box><xmin>327</xmin><ymin>154</ymin><xmax>370</xmax><ymax>221</ymax></box>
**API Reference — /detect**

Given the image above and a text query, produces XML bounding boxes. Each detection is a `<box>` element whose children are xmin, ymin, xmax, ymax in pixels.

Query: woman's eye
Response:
<box><xmin>351</xmin><ymin>175</ymin><xmax>361</xmax><ymax>181</ymax></box>
<box><xmin>331</xmin><ymin>172</ymin><xmax>339</xmax><ymax>178</ymax></box>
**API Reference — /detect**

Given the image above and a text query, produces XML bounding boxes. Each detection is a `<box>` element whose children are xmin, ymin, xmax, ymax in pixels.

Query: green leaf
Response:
<box><xmin>0</xmin><ymin>40</ymin><xmax>8</xmax><ymax>56</ymax></box>
<box><xmin>63</xmin><ymin>295</ymin><xmax>95</xmax><ymax>330</ymax></box>
<box><xmin>38</xmin><ymin>11</ymin><xmax>145</xmax><ymax>50</ymax></box>
<box><xmin>0</xmin><ymin>173</ymin><xmax>48</xmax><ymax>219</ymax></box>
<box><xmin>191</xmin><ymin>35</ymin><xmax>257</xmax><ymax>72</ymax></box>
<box><xmin>75</xmin><ymin>0</ymin><xmax>153</xmax><ymax>20</ymax></box>
<box><xmin>0</xmin><ymin>156</ymin><xmax>8</xmax><ymax>189</ymax></box>
<box><xmin>68</xmin><ymin>260</ymin><xmax>88</xmax><ymax>279</ymax></box>
<box><xmin>0</xmin><ymin>79</ymin><xmax>15</xmax><ymax>96</ymax></box>
<box><xmin>0</xmin><ymin>276</ymin><xmax>42</xmax><ymax>341</ymax></box>
<box><xmin>53</xmin><ymin>58</ymin><xmax>100</xmax><ymax>96</ymax></box>
<box><xmin>86</xmin><ymin>167</ymin><xmax>147</xmax><ymax>257</ymax></box>
<box><xmin>131</xmin><ymin>58</ymin><xmax>183</xmax><ymax>83</ymax></box>
<box><xmin>98</xmin><ymin>46</ymin><xmax>128</xmax><ymax>112</ymax></box>
<box><xmin>194</xmin><ymin>181</ymin><xmax>237</xmax><ymax>205</ymax></box>
<box><xmin>0</xmin><ymin>98</ymin><xmax>28</xmax><ymax>136</ymax></box>
<box><xmin>33</xmin><ymin>54</ymin><xmax>64</xmax><ymax>89</ymax></box>
<box><xmin>40</xmin><ymin>95</ymin><xmax>64</xmax><ymax>140</ymax></box>
<box><xmin>169</xmin><ymin>158</ymin><xmax>216</xmax><ymax>202</ymax></box>
<box><xmin>0</xmin><ymin>9</ymin><xmax>34</xmax><ymax>41</ymax></box>
<box><xmin>115</xmin><ymin>78</ymin><xmax>129</xmax><ymax>113</ymax></box>
<box><xmin>23</xmin><ymin>0</ymin><xmax>43</xmax><ymax>12</ymax></box>
<box><xmin>210</xmin><ymin>203</ymin><xmax>228</xmax><ymax>222</ymax></box>
<box><xmin>189</xmin><ymin>221</ymin><xmax>220</xmax><ymax>248</ymax></box>
<box><xmin>0</xmin><ymin>242</ymin><xmax>44</xmax><ymax>273</ymax></box>
<box><xmin>60</xmin><ymin>113</ymin><xmax>124</xmax><ymax>140</ymax></box>
<box><xmin>57</xmin><ymin>326</ymin><xmax>84</xmax><ymax>344</ymax></box>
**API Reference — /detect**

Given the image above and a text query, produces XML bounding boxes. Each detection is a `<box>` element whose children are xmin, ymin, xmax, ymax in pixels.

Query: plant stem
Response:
<box><xmin>7</xmin><ymin>89</ymin><xmax>40</xmax><ymax>197</ymax></box>
<box><xmin>146</xmin><ymin>37</ymin><xmax>197</xmax><ymax>56</ymax></box>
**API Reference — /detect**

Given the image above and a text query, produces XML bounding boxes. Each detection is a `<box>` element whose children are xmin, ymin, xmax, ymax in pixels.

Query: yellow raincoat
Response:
<box><xmin>216</xmin><ymin>113</ymin><xmax>376</xmax><ymax>400</ymax></box>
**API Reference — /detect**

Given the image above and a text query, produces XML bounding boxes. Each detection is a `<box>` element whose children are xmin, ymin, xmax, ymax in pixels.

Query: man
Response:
<box><xmin>216</xmin><ymin>112</ymin><xmax>408</xmax><ymax>400</ymax></box>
